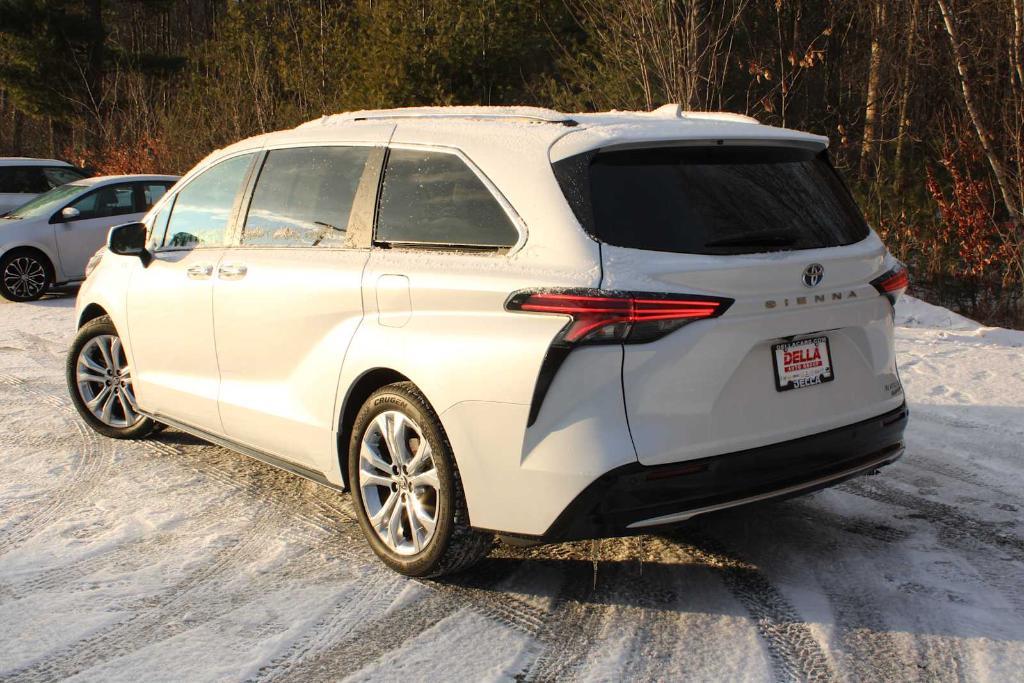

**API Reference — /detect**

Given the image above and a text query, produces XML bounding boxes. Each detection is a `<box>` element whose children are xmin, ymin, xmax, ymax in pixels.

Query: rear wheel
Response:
<box><xmin>1</xmin><ymin>250</ymin><xmax>52</xmax><ymax>302</ymax></box>
<box><xmin>348</xmin><ymin>382</ymin><xmax>492</xmax><ymax>577</ymax></box>
<box><xmin>66</xmin><ymin>315</ymin><xmax>158</xmax><ymax>439</ymax></box>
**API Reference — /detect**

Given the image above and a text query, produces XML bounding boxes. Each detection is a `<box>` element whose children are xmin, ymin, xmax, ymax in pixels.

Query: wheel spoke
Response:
<box><xmin>386</xmin><ymin>496</ymin><xmax>405</xmax><ymax>547</ymax></box>
<box><xmin>411</xmin><ymin>468</ymin><xmax>440</xmax><ymax>492</ymax></box>
<box><xmin>406</xmin><ymin>439</ymin><xmax>432</xmax><ymax>474</ymax></box>
<box><xmin>96</xmin><ymin>336</ymin><xmax>114</xmax><ymax>370</ymax></box>
<box><xmin>86</xmin><ymin>384</ymin><xmax>112</xmax><ymax>410</ymax></box>
<box><xmin>370</xmin><ymin>489</ymin><xmax>399</xmax><ymax>526</ymax></box>
<box><xmin>359</xmin><ymin>470</ymin><xmax>393</xmax><ymax>489</ymax></box>
<box><xmin>117</xmin><ymin>389</ymin><xmax>137</xmax><ymax>425</ymax></box>
<box><xmin>411</xmin><ymin>497</ymin><xmax>436</xmax><ymax>535</ymax></box>
<box><xmin>406</xmin><ymin>496</ymin><xmax>422</xmax><ymax>552</ymax></box>
<box><xmin>110</xmin><ymin>337</ymin><xmax>124</xmax><ymax>372</ymax></box>
<box><xmin>76</xmin><ymin>369</ymin><xmax>106</xmax><ymax>384</ymax></box>
<box><xmin>99</xmin><ymin>389</ymin><xmax>117</xmax><ymax>423</ymax></box>
<box><xmin>79</xmin><ymin>353</ymin><xmax>106</xmax><ymax>375</ymax></box>
<box><xmin>360</xmin><ymin>440</ymin><xmax>393</xmax><ymax>475</ymax></box>
<box><xmin>379</xmin><ymin>412</ymin><xmax>409</xmax><ymax>465</ymax></box>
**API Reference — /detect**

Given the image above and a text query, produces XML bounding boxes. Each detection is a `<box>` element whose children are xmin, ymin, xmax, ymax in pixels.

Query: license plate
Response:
<box><xmin>772</xmin><ymin>336</ymin><xmax>834</xmax><ymax>392</ymax></box>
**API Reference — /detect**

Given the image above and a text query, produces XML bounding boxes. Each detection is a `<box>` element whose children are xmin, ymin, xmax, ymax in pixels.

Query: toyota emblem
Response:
<box><xmin>802</xmin><ymin>263</ymin><xmax>824</xmax><ymax>288</ymax></box>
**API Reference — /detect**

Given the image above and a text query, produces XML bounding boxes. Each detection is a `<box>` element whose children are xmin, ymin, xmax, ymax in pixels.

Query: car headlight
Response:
<box><xmin>84</xmin><ymin>249</ymin><xmax>104</xmax><ymax>278</ymax></box>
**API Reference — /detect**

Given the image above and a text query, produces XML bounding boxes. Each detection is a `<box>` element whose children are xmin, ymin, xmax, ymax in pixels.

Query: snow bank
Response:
<box><xmin>897</xmin><ymin>295</ymin><xmax>1024</xmax><ymax>347</ymax></box>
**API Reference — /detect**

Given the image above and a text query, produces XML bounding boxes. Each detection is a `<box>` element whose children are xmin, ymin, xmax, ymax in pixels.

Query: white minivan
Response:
<box><xmin>69</xmin><ymin>106</ymin><xmax>909</xmax><ymax>576</ymax></box>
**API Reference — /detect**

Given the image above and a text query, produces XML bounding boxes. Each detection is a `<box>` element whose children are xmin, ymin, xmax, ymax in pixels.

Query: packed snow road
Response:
<box><xmin>0</xmin><ymin>292</ymin><xmax>1022</xmax><ymax>682</ymax></box>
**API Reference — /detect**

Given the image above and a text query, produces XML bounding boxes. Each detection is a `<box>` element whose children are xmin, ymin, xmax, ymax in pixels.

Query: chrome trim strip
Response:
<box><xmin>626</xmin><ymin>448</ymin><xmax>904</xmax><ymax>529</ymax></box>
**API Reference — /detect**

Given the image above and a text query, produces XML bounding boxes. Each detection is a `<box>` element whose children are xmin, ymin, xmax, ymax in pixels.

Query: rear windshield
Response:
<box><xmin>554</xmin><ymin>146</ymin><xmax>869</xmax><ymax>255</ymax></box>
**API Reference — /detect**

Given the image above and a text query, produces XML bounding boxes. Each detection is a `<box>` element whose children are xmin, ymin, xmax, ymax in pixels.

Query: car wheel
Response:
<box><xmin>348</xmin><ymin>381</ymin><xmax>493</xmax><ymax>577</ymax></box>
<box><xmin>66</xmin><ymin>315</ymin><xmax>158</xmax><ymax>439</ymax></box>
<box><xmin>0</xmin><ymin>250</ymin><xmax>53</xmax><ymax>302</ymax></box>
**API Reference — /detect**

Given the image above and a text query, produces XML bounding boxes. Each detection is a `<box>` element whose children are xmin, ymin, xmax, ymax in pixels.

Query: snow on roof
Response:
<box><xmin>0</xmin><ymin>157</ymin><xmax>74</xmax><ymax>167</ymax></box>
<box><xmin>77</xmin><ymin>174</ymin><xmax>180</xmax><ymax>184</ymax></box>
<box><xmin>293</xmin><ymin>104</ymin><xmax>828</xmax><ymax>161</ymax></box>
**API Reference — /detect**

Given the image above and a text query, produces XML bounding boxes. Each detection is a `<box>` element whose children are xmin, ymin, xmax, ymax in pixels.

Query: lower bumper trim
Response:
<box><xmin>627</xmin><ymin>445</ymin><xmax>902</xmax><ymax>529</ymax></box>
<box><xmin>538</xmin><ymin>403</ymin><xmax>909</xmax><ymax>542</ymax></box>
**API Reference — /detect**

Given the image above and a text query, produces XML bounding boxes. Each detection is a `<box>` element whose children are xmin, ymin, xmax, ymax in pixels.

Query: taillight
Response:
<box><xmin>871</xmin><ymin>264</ymin><xmax>910</xmax><ymax>305</ymax></box>
<box><xmin>505</xmin><ymin>289</ymin><xmax>732</xmax><ymax>345</ymax></box>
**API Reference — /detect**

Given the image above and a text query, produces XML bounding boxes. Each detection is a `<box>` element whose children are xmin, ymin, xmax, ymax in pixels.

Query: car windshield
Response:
<box><xmin>4</xmin><ymin>183</ymin><xmax>89</xmax><ymax>220</ymax></box>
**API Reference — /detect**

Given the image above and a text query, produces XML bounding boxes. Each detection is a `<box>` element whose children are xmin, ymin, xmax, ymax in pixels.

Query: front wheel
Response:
<box><xmin>1</xmin><ymin>250</ymin><xmax>52</xmax><ymax>302</ymax></box>
<box><xmin>348</xmin><ymin>382</ymin><xmax>492</xmax><ymax>577</ymax></box>
<box><xmin>66</xmin><ymin>315</ymin><xmax>158</xmax><ymax>439</ymax></box>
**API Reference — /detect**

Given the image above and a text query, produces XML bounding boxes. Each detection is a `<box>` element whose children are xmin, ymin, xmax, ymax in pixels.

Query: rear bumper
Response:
<box><xmin>537</xmin><ymin>403</ymin><xmax>908</xmax><ymax>542</ymax></box>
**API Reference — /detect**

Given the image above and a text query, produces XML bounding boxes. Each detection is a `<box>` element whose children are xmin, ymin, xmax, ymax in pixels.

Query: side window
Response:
<box><xmin>147</xmin><ymin>198</ymin><xmax>174</xmax><ymax>249</ymax></box>
<box><xmin>376</xmin><ymin>149</ymin><xmax>519</xmax><ymax>248</ymax></box>
<box><xmin>0</xmin><ymin>168</ymin><xmax>15</xmax><ymax>192</ymax></box>
<box><xmin>242</xmin><ymin>146</ymin><xmax>370</xmax><ymax>247</ymax></box>
<box><xmin>137</xmin><ymin>183</ymin><xmax>171</xmax><ymax>212</ymax></box>
<box><xmin>68</xmin><ymin>183</ymin><xmax>136</xmax><ymax>220</ymax></box>
<box><xmin>42</xmin><ymin>167</ymin><xmax>86</xmax><ymax>188</ymax></box>
<box><xmin>163</xmin><ymin>154</ymin><xmax>254</xmax><ymax>249</ymax></box>
<box><xmin>0</xmin><ymin>167</ymin><xmax>49</xmax><ymax>194</ymax></box>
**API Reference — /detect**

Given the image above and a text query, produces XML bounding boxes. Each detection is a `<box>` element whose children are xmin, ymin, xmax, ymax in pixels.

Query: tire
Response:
<box><xmin>1</xmin><ymin>249</ymin><xmax>53</xmax><ymax>302</ymax></box>
<box><xmin>348</xmin><ymin>382</ymin><xmax>493</xmax><ymax>577</ymax></box>
<box><xmin>66</xmin><ymin>315</ymin><xmax>158</xmax><ymax>439</ymax></box>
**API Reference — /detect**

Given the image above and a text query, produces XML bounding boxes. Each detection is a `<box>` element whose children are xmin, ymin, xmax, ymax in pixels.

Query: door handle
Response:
<box><xmin>218</xmin><ymin>264</ymin><xmax>247</xmax><ymax>280</ymax></box>
<box><xmin>186</xmin><ymin>264</ymin><xmax>213</xmax><ymax>280</ymax></box>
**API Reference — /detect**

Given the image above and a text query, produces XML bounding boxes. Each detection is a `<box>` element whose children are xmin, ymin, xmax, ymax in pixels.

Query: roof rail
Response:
<box><xmin>351</xmin><ymin>112</ymin><xmax>578</xmax><ymax>127</ymax></box>
<box><xmin>300</xmin><ymin>107</ymin><xmax>578</xmax><ymax>129</ymax></box>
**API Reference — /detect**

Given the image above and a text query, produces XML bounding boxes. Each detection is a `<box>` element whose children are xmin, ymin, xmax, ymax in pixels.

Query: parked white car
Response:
<box><xmin>69</xmin><ymin>106</ymin><xmax>909</xmax><ymax>576</ymax></box>
<box><xmin>0</xmin><ymin>157</ymin><xmax>89</xmax><ymax>215</ymax></box>
<box><xmin>0</xmin><ymin>174</ymin><xmax>178</xmax><ymax>301</ymax></box>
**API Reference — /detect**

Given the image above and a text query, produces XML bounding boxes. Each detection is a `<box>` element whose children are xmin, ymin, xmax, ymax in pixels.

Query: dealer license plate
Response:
<box><xmin>772</xmin><ymin>336</ymin><xmax>834</xmax><ymax>392</ymax></box>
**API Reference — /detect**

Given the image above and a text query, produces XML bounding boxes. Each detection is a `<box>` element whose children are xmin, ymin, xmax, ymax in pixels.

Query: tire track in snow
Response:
<box><xmin>261</xmin><ymin>558</ymin><xmax>541</xmax><ymax>681</ymax></box>
<box><xmin>838</xmin><ymin>478</ymin><xmax>1024</xmax><ymax>615</ymax></box>
<box><xmin>675</xmin><ymin>531</ymin><xmax>836</xmax><ymax>683</ymax></box>
<box><xmin>1</xmin><ymin>506</ymin><xmax>286</xmax><ymax>682</ymax></box>
<box><xmin>250</xmin><ymin>570</ymin><xmax>405</xmax><ymax>683</ymax></box>
<box><xmin>519</xmin><ymin>556</ymin><xmax>627</xmax><ymax>682</ymax></box>
<box><xmin>0</xmin><ymin>379</ymin><xmax>115</xmax><ymax>558</ymax></box>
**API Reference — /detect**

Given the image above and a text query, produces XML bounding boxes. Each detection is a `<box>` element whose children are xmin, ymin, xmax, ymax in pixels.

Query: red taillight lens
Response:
<box><xmin>871</xmin><ymin>264</ymin><xmax>910</xmax><ymax>304</ymax></box>
<box><xmin>506</xmin><ymin>289</ymin><xmax>732</xmax><ymax>345</ymax></box>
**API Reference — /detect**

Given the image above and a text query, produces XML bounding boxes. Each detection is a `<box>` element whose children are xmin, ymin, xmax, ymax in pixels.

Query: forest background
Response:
<box><xmin>2</xmin><ymin>0</ymin><xmax>1022</xmax><ymax>326</ymax></box>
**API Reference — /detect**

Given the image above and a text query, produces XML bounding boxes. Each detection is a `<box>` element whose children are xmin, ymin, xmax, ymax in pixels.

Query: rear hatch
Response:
<box><xmin>554</xmin><ymin>143</ymin><xmax>905</xmax><ymax>465</ymax></box>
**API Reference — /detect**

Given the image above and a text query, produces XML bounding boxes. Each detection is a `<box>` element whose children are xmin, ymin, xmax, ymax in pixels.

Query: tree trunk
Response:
<box><xmin>935</xmin><ymin>0</ymin><xmax>1021</xmax><ymax>220</ymax></box>
<box><xmin>859</xmin><ymin>0</ymin><xmax>885</xmax><ymax>178</ymax></box>
<box><xmin>894</xmin><ymin>0</ymin><xmax>919</xmax><ymax>193</ymax></box>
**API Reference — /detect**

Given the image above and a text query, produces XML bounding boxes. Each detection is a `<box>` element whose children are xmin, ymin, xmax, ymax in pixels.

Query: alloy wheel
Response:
<box><xmin>358</xmin><ymin>410</ymin><xmax>441</xmax><ymax>556</ymax></box>
<box><xmin>75</xmin><ymin>334</ymin><xmax>142</xmax><ymax>428</ymax></box>
<box><xmin>3</xmin><ymin>256</ymin><xmax>47</xmax><ymax>299</ymax></box>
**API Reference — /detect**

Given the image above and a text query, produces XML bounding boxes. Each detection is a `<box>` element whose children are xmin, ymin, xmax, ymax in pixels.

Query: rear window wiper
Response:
<box><xmin>704</xmin><ymin>232</ymin><xmax>798</xmax><ymax>249</ymax></box>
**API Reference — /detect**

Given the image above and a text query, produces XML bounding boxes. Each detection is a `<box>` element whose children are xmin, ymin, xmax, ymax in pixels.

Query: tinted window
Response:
<box><xmin>42</xmin><ymin>167</ymin><xmax>87</xmax><ymax>188</ymax></box>
<box><xmin>243</xmin><ymin>146</ymin><xmax>370</xmax><ymax>247</ymax></box>
<box><xmin>68</xmin><ymin>183</ymin><xmax>136</xmax><ymax>220</ymax></box>
<box><xmin>558</xmin><ymin>146</ymin><xmax>869</xmax><ymax>255</ymax></box>
<box><xmin>0</xmin><ymin>167</ymin><xmax>48</xmax><ymax>194</ymax></box>
<box><xmin>163</xmin><ymin>154</ymin><xmax>254</xmax><ymax>248</ymax></box>
<box><xmin>376</xmin><ymin>149</ymin><xmax>518</xmax><ymax>247</ymax></box>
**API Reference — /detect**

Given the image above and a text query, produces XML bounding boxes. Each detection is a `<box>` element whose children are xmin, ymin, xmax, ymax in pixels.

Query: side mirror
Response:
<box><xmin>61</xmin><ymin>206</ymin><xmax>80</xmax><ymax>221</ymax></box>
<box><xmin>108</xmin><ymin>222</ymin><xmax>151</xmax><ymax>266</ymax></box>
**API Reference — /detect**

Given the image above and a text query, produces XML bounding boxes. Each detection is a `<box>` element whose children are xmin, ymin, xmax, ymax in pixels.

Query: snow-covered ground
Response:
<box><xmin>0</xmin><ymin>292</ymin><xmax>1022</xmax><ymax>682</ymax></box>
